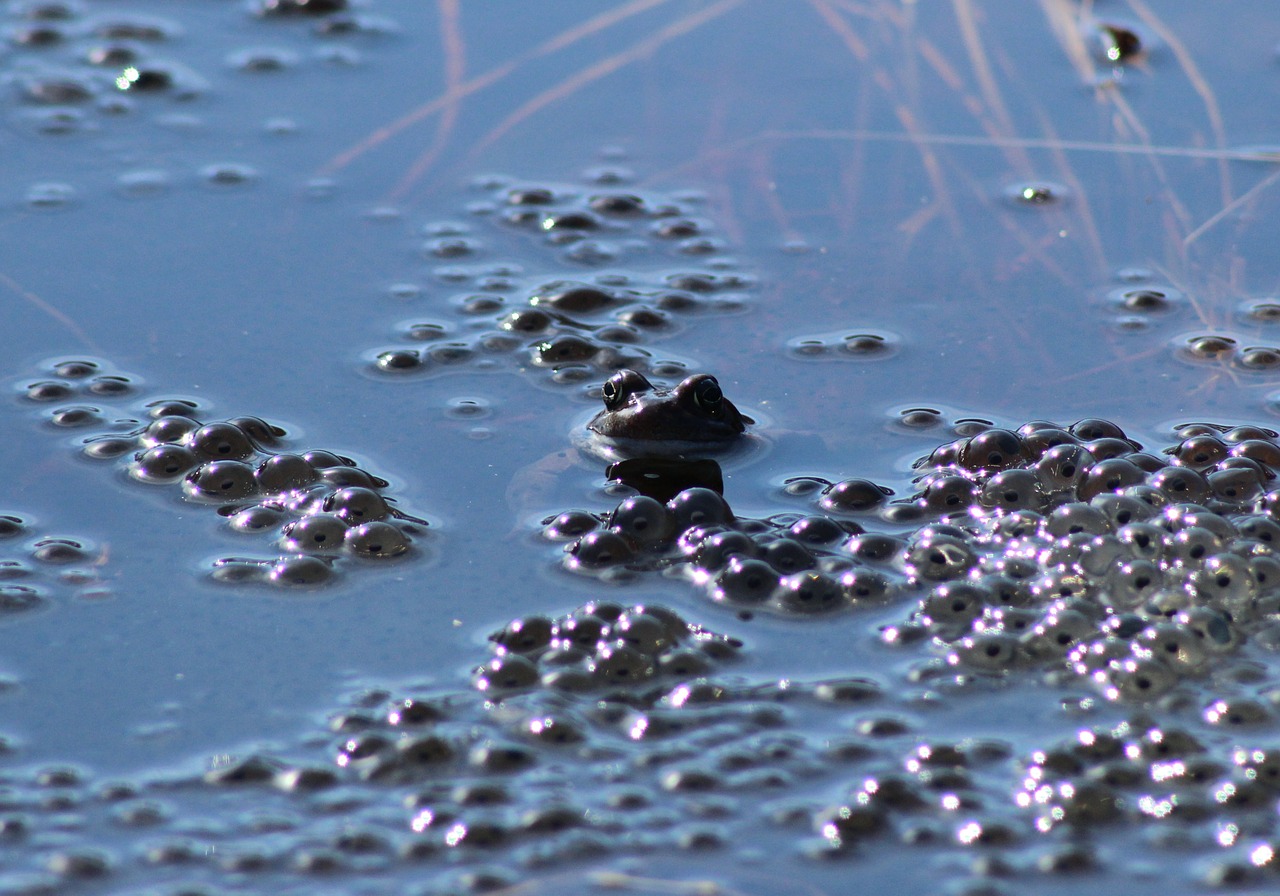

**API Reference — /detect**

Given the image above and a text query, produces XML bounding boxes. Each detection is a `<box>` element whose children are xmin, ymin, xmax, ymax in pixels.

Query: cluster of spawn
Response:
<box><xmin>368</xmin><ymin>177</ymin><xmax>755</xmax><ymax>386</ymax></box>
<box><xmin>544</xmin><ymin>416</ymin><xmax>1280</xmax><ymax>709</ymax></box>
<box><xmin>0</xmin><ymin>512</ymin><xmax>109</xmax><ymax>615</ymax></box>
<box><xmin>18</xmin><ymin>358</ymin><xmax>428</xmax><ymax>588</ymax></box>
<box><xmin>4</xmin><ymin>0</ymin><xmax>389</xmax><ymax>151</ymax></box>
<box><xmin>6</xmin><ymin>595</ymin><xmax>1280</xmax><ymax>891</ymax></box>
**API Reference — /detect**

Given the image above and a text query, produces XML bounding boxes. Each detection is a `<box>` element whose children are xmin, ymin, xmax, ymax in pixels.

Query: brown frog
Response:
<box><xmin>585</xmin><ymin>369</ymin><xmax>752</xmax><ymax>458</ymax></box>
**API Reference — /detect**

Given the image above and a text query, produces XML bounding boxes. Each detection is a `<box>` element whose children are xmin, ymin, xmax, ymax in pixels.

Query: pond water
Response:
<box><xmin>4</xmin><ymin>1</ymin><xmax>1280</xmax><ymax>893</ymax></box>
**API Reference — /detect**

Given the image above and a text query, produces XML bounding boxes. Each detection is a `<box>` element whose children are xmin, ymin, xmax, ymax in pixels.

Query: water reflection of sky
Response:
<box><xmin>4</xmin><ymin>2</ymin><xmax>1280</xmax><ymax>893</ymax></box>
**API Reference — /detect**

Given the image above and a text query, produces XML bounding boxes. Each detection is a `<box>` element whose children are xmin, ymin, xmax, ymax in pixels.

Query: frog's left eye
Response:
<box><xmin>601</xmin><ymin>369</ymin><xmax>652</xmax><ymax>411</ymax></box>
<box><xmin>693</xmin><ymin>377</ymin><xmax>723</xmax><ymax>411</ymax></box>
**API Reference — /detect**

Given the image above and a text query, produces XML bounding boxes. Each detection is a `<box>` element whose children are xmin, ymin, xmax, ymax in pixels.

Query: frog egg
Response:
<box><xmin>1188</xmin><ymin>553</ymin><xmax>1255</xmax><ymax>609</ymax></box>
<box><xmin>1231</xmin><ymin>435</ymin><xmax>1280</xmax><ymax>463</ymax></box>
<box><xmin>474</xmin><ymin>654</ymin><xmax>539</xmax><ymax>692</ymax></box>
<box><xmin>957</xmin><ymin>429</ymin><xmax>1026</xmax><ymax>472</ymax></box>
<box><xmin>811</xmin><ymin>802</ymin><xmax>888</xmax><ymax>849</ymax></box>
<box><xmin>268</xmin><ymin>555</ymin><xmax>333</xmax><ymax>587</ymax></box>
<box><xmin>711</xmin><ymin>557</ymin><xmax>780</xmax><ymax>604</ymax></box>
<box><xmin>131</xmin><ymin>444</ymin><xmax>199</xmax><ymax>483</ymax></box>
<box><xmin>24</xmin><ymin>380</ymin><xmax>74</xmax><ymax>402</ymax></box>
<box><xmin>760</xmin><ymin>538</ymin><xmax>816</xmax><ymax>575</ymax></box>
<box><xmin>1168</xmin><ymin>435</ymin><xmax>1227</xmax><ymax>469</ymax></box>
<box><xmin>1070</xmin><ymin>418</ymin><xmax>1129</xmax><ymax>441</ymax></box>
<box><xmin>1024</xmin><ymin>609</ymin><xmax>1096</xmax><ymax>658</ymax></box>
<box><xmin>788</xmin><ymin>515</ymin><xmax>848</xmax><ymax>546</ymax></box>
<box><xmin>1033</xmin><ymin>444</ymin><xmax>1093</xmax><ymax>493</ymax></box>
<box><xmin>228</xmin><ymin>504</ymin><xmax>288</xmax><ymax>533</ymax></box>
<box><xmin>904</xmin><ymin>534</ymin><xmax>978</xmax><ymax>582</ymax></box>
<box><xmin>1136</xmin><ymin>623</ymin><xmax>1207</xmax><ymax>670</ymax></box>
<box><xmin>979</xmin><ymin>469</ymin><xmax>1043</xmax><ymax>512</ymax></box>
<box><xmin>82</xmin><ymin>435</ymin><xmax>137</xmax><ymax>459</ymax></box>
<box><xmin>1103</xmin><ymin>558</ymin><xmax>1164</xmax><ymax>608</ymax></box>
<box><xmin>345</xmin><ymin>522</ymin><xmax>410</xmax><ymax>558</ymax></box>
<box><xmin>374</xmin><ymin>349</ymin><xmax>423</xmax><ymax>373</ymax></box>
<box><xmin>1046</xmin><ymin>503</ymin><xmax>1113</xmax><ymax>538</ymax></box>
<box><xmin>0</xmin><ymin>585</ymin><xmax>46</xmax><ymax>614</ymax></box>
<box><xmin>612</xmin><ymin>613</ymin><xmax>671</xmax><ymax>655</ymax></box>
<box><xmin>840</xmin><ymin>567</ymin><xmax>900</xmax><ymax>603</ymax></box>
<box><xmin>1077</xmin><ymin>458</ymin><xmax>1146</xmax><ymax>500</ymax></box>
<box><xmin>845</xmin><ymin>532</ymin><xmax>907</xmax><ymax>564</ymax></box>
<box><xmin>1164</xmin><ymin>526</ymin><xmax>1221</xmax><ymax>568</ymax></box>
<box><xmin>255</xmin><ymin>454</ymin><xmax>319</xmax><ymax>493</ymax></box>
<box><xmin>1067</xmin><ymin>636</ymin><xmax>1131</xmax><ymax>676</ymax></box>
<box><xmin>1115</xmin><ymin>522</ymin><xmax>1166</xmax><ymax>562</ymax></box>
<box><xmin>1140</xmin><ymin>588</ymin><xmax>1192</xmax><ymax>621</ymax></box>
<box><xmin>658</xmin><ymin>647</ymin><xmax>713</xmax><ymax>678</ymax></box>
<box><xmin>972</xmin><ymin>573</ymin><xmax>1033</xmax><ymax>608</ymax></box>
<box><xmin>1147</xmin><ymin>466</ymin><xmax>1210</xmax><ymax>504</ymax></box>
<box><xmin>1175</xmin><ymin>607</ymin><xmax>1240</xmax><ymax>653</ymax></box>
<box><xmin>920</xmin><ymin>581</ymin><xmax>987</xmax><ymax>634</ymax></box>
<box><xmin>949</xmin><ymin>632</ymin><xmax>1021</xmax><ymax>672</ymax></box>
<box><xmin>183</xmin><ymin>460</ymin><xmax>259</xmax><ymax>501</ymax></box>
<box><xmin>607</xmin><ymin>496</ymin><xmax>673</xmax><ymax>547</ymax></box>
<box><xmin>282</xmin><ymin>514</ymin><xmax>349</xmax><ymax>552</ymax></box>
<box><xmin>985</xmin><ymin>606</ymin><xmax>1041</xmax><ymax>636</ymax></box>
<box><xmin>1030</xmin><ymin>567</ymin><xmax>1090</xmax><ymax>603</ymax></box>
<box><xmin>1102</xmin><ymin>656</ymin><xmax>1177</xmax><ymax>701</ymax></box>
<box><xmin>144</xmin><ymin>415</ymin><xmax>200</xmax><ymax>446</ymax></box>
<box><xmin>771</xmin><ymin>571</ymin><xmax>845</xmax><ymax>614</ymax></box>
<box><xmin>666</xmin><ymin>488</ymin><xmax>732</xmax><ymax>530</ymax></box>
<box><xmin>320</xmin><ymin>465</ymin><xmax>384</xmax><ymax>486</ymax></box>
<box><xmin>543</xmin><ymin>510</ymin><xmax>598</xmax><ymax>540</ymax></box>
<box><xmin>819</xmin><ymin>478</ymin><xmax>891</xmax><ymax>513</ymax></box>
<box><xmin>324</xmin><ymin>487</ymin><xmax>390</xmax><ymax>525</ymax></box>
<box><xmin>552</xmin><ymin>613</ymin><xmax>610</xmax><ymax>651</ymax></box>
<box><xmin>48</xmin><ymin>405</ymin><xmax>102</xmax><ymax>427</ymax></box>
<box><xmin>1077</xmin><ymin>535</ymin><xmax>1127</xmax><ymax>577</ymax></box>
<box><xmin>567</xmin><ymin>531</ymin><xmax>633</xmax><ymax>569</ymax></box>
<box><xmin>987</xmin><ymin>510</ymin><xmax>1045</xmax><ymax>541</ymax></box>
<box><xmin>1167</xmin><ymin>505</ymin><xmax>1237</xmax><ymax>539</ymax></box>
<box><xmin>591</xmin><ymin>643</ymin><xmax>654</xmax><ymax>684</ymax></box>
<box><xmin>692</xmin><ymin>530</ymin><xmax>757</xmax><ymax>573</ymax></box>
<box><xmin>916</xmin><ymin>473</ymin><xmax>978</xmax><ymax>514</ymax></box>
<box><xmin>1248</xmin><ymin>555</ymin><xmax>1280</xmax><ymax>595</ymax></box>
<box><xmin>187</xmin><ymin>422</ymin><xmax>255</xmax><ymax>460</ymax></box>
<box><xmin>1207</xmin><ymin>468</ymin><xmax>1264</xmax><ymax>507</ymax></box>
<box><xmin>1017</xmin><ymin>424</ymin><xmax>1075</xmax><ymax>454</ymax></box>
<box><xmin>1089</xmin><ymin>493</ymin><xmax>1157</xmax><ymax>528</ymax></box>
<box><xmin>1119</xmin><ymin>484</ymin><xmax>1170</xmax><ymax>513</ymax></box>
<box><xmin>1204</xmin><ymin>699</ymin><xmax>1271</xmax><ymax>727</ymax></box>
<box><xmin>489</xmin><ymin>615</ymin><xmax>554</xmax><ymax>655</ymax></box>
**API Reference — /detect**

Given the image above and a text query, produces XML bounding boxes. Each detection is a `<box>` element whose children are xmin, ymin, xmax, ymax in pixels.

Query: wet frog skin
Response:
<box><xmin>587</xmin><ymin>369</ymin><xmax>752</xmax><ymax>450</ymax></box>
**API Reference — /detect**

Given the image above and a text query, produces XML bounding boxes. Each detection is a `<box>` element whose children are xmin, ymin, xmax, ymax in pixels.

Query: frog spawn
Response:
<box><xmin>544</xmin><ymin>489</ymin><xmax>883</xmax><ymax>616</ymax></box>
<box><xmin>0</xmin><ymin>600</ymin><xmax>1083</xmax><ymax>891</ymax></box>
<box><xmin>368</xmin><ymin>177</ymin><xmax>754</xmax><ymax>386</ymax></box>
<box><xmin>18</xmin><ymin>359</ymin><xmax>428</xmax><ymax>588</ymax></box>
<box><xmin>1010</xmin><ymin>720</ymin><xmax>1280</xmax><ymax>886</ymax></box>
<box><xmin>478</xmin><ymin>600</ymin><xmax>742</xmax><ymax>695</ymax></box>
<box><xmin>0</xmin><ymin>513</ymin><xmax>110</xmax><ymax>615</ymax></box>
<box><xmin>546</xmin><ymin>418</ymin><xmax>1280</xmax><ymax>709</ymax></box>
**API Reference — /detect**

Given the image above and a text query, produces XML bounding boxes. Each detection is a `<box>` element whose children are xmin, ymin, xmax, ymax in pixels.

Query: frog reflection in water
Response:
<box><xmin>587</xmin><ymin>369</ymin><xmax>752</xmax><ymax>455</ymax></box>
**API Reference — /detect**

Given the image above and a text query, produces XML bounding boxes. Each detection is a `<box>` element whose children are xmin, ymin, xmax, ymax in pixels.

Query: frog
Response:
<box><xmin>509</xmin><ymin>368</ymin><xmax>760</xmax><ymax>521</ymax></box>
<box><xmin>581</xmin><ymin>369</ymin><xmax>754</xmax><ymax>461</ymax></box>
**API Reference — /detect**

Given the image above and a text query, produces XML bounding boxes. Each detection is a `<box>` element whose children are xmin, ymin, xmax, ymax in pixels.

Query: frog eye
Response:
<box><xmin>601</xmin><ymin>369</ymin><xmax>652</xmax><ymax>411</ymax></box>
<box><xmin>693</xmin><ymin>377</ymin><xmax>723</xmax><ymax>411</ymax></box>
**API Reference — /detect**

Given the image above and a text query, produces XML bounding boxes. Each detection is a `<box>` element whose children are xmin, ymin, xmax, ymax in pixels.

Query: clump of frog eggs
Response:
<box><xmin>21</xmin><ymin>359</ymin><xmax>426</xmax><ymax>588</ymax></box>
<box><xmin>368</xmin><ymin>179</ymin><xmax>754</xmax><ymax>387</ymax></box>
<box><xmin>548</xmin><ymin>417</ymin><xmax>1280</xmax><ymax>705</ymax></box>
